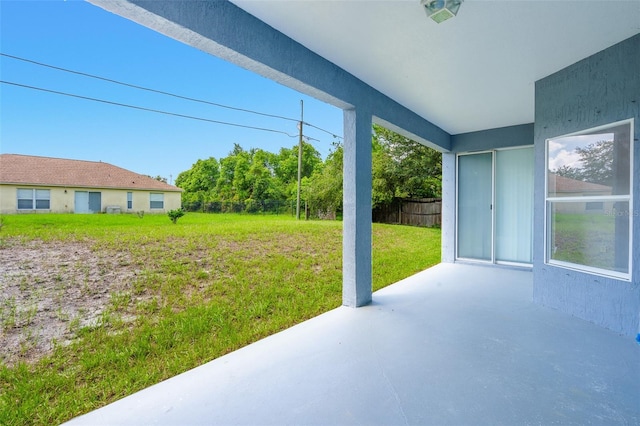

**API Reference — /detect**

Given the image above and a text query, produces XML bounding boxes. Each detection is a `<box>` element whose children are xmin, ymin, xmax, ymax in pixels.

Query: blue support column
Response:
<box><xmin>441</xmin><ymin>152</ymin><xmax>456</xmax><ymax>263</ymax></box>
<box><xmin>342</xmin><ymin>108</ymin><xmax>372</xmax><ymax>307</ymax></box>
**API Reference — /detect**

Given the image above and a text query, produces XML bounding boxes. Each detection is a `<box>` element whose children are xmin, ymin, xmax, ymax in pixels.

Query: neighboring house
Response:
<box><xmin>547</xmin><ymin>172</ymin><xmax>613</xmax><ymax>214</ymax></box>
<box><xmin>548</xmin><ymin>173</ymin><xmax>612</xmax><ymax>198</ymax></box>
<box><xmin>90</xmin><ymin>1</ymin><xmax>640</xmax><ymax>338</ymax></box>
<box><xmin>0</xmin><ymin>154</ymin><xmax>182</xmax><ymax>214</ymax></box>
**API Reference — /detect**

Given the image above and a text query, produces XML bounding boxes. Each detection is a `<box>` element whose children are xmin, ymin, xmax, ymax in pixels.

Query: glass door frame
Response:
<box><xmin>456</xmin><ymin>150</ymin><xmax>495</xmax><ymax>263</ymax></box>
<box><xmin>455</xmin><ymin>145</ymin><xmax>534</xmax><ymax>267</ymax></box>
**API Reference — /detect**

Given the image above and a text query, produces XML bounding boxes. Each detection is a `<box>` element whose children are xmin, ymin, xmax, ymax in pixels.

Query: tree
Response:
<box><xmin>304</xmin><ymin>143</ymin><xmax>343</xmax><ymax>216</ymax></box>
<box><xmin>371</xmin><ymin>138</ymin><xmax>397</xmax><ymax>208</ymax></box>
<box><xmin>372</xmin><ymin>124</ymin><xmax>442</xmax><ymax>199</ymax></box>
<box><xmin>245</xmin><ymin>149</ymin><xmax>276</xmax><ymax>208</ymax></box>
<box><xmin>146</xmin><ymin>175</ymin><xmax>168</xmax><ymax>183</ymax></box>
<box><xmin>175</xmin><ymin>157</ymin><xmax>220</xmax><ymax>209</ymax></box>
<box><xmin>304</xmin><ymin>126</ymin><xmax>442</xmax><ymax>217</ymax></box>
<box><xmin>555</xmin><ymin>139</ymin><xmax>614</xmax><ymax>187</ymax></box>
<box><xmin>173</xmin><ymin>128</ymin><xmax>442</xmax><ymax>216</ymax></box>
<box><xmin>554</xmin><ymin>164</ymin><xmax>583</xmax><ymax>181</ymax></box>
<box><xmin>273</xmin><ymin>142</ymin><xmax>323</xmax><ymax>201</ymax></box>
<box><xmin>175</xmin><ymin>157</ymin><xmax>220</xmax><ymax>193</ymax></box>
<box><xmin>231</xmin><ymin>150</ymin><xmax>251</xmax><ymax>202</ymax></box>
<box><xmin>215</xmin><ymin>153</ymin><xmax>238</xmax><ymax>202</ymax></box>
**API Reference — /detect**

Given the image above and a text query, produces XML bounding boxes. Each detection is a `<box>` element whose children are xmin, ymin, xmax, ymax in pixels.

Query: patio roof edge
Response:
<box><xmin>87</xmin><ymin>0</ymin><xmax>451</xmax><ymax>151</ymax></box>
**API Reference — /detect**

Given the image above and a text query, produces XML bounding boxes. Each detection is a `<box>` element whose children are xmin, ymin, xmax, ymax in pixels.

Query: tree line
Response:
<box><xmin>175</xmin><ymin>124</ymin><xmax>442</xmax><ymax>216</ymax></box>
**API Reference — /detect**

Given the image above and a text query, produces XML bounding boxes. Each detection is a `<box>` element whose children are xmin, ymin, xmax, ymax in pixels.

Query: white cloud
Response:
<box><xmin>549</xmin><ymin>149</ymin><xmax>581</xmax><ymax>171</ymax></box>
<box><xmin>548</xmin><ymin>132</ymin><xmax>615</xmax><ymax>171</ymax></box>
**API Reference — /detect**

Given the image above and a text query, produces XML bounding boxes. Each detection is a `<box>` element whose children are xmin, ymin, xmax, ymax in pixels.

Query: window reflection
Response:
<box><xmin>547</xmin><ymin>123</ymin><xmax>630</xmax><ymax>197</ymax></box>
<box><xmin>545</xmin><ymin>120</ymin><xmax>632</xmax><ymax>279</ymax></box>
<box><xmin>548</xmin><ymin>201</ymin><xmax>629</xmax><ymax>274</ymax></box>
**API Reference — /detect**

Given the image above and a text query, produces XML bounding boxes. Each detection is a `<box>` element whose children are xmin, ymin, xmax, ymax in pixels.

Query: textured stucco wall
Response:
<box><xmin>2</xmin><ymin>185</ymin><xmax>52</xmax><ymax>213</ymax></box>
<box><xmin>533</xmin><ymin>34</ymin><xmax>640</xmax><ymax>337</ymax></box>
<box><xmin>0</xmin><ymin>186</ymin><xmax>14</xmax><ymax>213</ymax></box>
<box><xmin>0</xmin><ymin>185</ymin><xmax>75</xmax><ymax>213</ymax></box>
<box><xmin>451</xmin><ymin>124</ymin><xmax>534</xmax><ymax>153</ymax></box>
<box><xmin>106</xmin><ymin>189</ymin><xmax>181</xmax><ymax>213</ymax></box>
<box><xmin>441</xmin><ymin>153</ymin><xmax>456</xmax><ymax>263</ymax></box>
<box><xmin>342</xmin><ymin>108</ymin><xmax>373</xmax><ymax>306</ymax></box>
<box><xmin>0</xmin><ymin>185</ymin><xmax>181</xmax><ymax>214</ymax></box>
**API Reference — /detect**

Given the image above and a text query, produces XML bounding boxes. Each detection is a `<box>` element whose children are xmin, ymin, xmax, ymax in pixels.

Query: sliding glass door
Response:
<box><xmin>457</xmin><ymin>147</ymin><xmax>533</xmax><ymax>265</ymax></box>
<box><xmin>458</xmin><ymin>153</ymin><xmax>493</xmax><ymax>260</ymax></box>
<box><xmin>495</xmin><ymin>148</ymin><xmax>533</xmax><ymax>263</ymax></box>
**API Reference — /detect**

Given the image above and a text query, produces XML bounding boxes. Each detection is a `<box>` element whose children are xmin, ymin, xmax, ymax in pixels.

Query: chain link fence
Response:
<box><xmin>182</xmin><ymin>200</ymin><xmax>295</xmax><ymax>215</ymax></box>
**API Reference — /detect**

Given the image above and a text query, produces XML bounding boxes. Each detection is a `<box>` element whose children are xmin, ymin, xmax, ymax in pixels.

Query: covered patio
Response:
<box><xmin>67</xmin><ymin>263</ymin><xmax>640</xmax><ymax>425</ymax></box>
<box><xmin>67</xmin><ymin>1</ymin><xmax>640</xmax><ymax>423</ymax></box>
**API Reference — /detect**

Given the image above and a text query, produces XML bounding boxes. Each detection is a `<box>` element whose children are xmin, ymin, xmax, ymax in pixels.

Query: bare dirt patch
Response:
<box><xmin>0</xmin><ymin>239</ymin><xmax>141</xmax><ymax>366</ymax></box>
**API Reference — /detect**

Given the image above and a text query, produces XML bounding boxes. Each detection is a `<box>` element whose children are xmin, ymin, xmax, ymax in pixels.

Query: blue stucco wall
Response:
<box><xmin>533</xmin><ymin>34</ymin><xmax>640</xmax><ymax>337</ymax></box>
<box><xmin>441</xmin><ymin>152</ymin><xmax>456</xmax><ymax>263</ymax></box>
<box><xmin>451</xmin><ymin>124</ymin><xmax>533</xmax><ymax>153</ymax></box>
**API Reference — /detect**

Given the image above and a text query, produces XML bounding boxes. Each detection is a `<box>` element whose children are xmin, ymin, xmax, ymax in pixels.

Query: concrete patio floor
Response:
<box><xmin>66</xmin><ymin>263</ymin><xmax>640</xmax><ymax>425</ymax></box>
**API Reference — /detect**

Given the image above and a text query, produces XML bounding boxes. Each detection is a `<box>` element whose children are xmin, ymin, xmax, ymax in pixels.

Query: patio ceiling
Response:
<box><xmin>231</xmin><ymin>0</ymin><xmax>640</xmax><ymax>135</ymax></box>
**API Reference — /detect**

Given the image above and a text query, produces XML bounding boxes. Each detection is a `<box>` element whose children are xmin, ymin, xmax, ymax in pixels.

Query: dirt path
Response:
<box><xmin>0</xmin><ymin>239</ymin><xmax>140</xmax><ymax>366</ymax></box>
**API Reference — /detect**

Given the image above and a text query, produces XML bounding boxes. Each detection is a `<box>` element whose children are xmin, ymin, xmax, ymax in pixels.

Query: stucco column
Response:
<box><xmin>342</xmin><ymin>108</ymin><xmax>372</xmax><ymax>307</ymax></box>
<box><xmin>441</xmin><ymin>152</ymin><xmax>456</xmax><ymax>262</ymax></box>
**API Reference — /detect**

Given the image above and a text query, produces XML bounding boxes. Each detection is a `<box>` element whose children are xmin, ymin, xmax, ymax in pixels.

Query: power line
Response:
<box><xmin>1</xmin><ymin>52</ymin><xmax>343</xmax><ymax>139</ymax></box>
<box><xmin>303</xmin><ymin>121</ymin><xmax>342</xmax><ymax>140</ymax></box>
<box><xmin>1</xmin><ymin>53</ymin><xmax>298</xmax><ymax>124</ymax></box>
<box><xmin>0</xmin><ymin>80</ymin><xmax>299</xmax><ymax>138</ymax></box>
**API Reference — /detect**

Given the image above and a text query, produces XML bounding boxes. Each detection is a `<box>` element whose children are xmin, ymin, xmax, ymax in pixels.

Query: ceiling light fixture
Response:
<box><xmin>420</xmin><ymin>0</ymin><xmax>462</xmax><ymax>24</ymax></box>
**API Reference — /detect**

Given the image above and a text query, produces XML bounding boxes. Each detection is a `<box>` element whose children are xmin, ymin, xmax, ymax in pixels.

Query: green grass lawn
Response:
<box><xmin>0</xmin><ymin>213</ymin><xmax>440</xmax><ymax>425</ymax></box>
<box><xmin>550</xmin><ymin>212</ymin><xmax>623</xmax><ymax>272</ymax></box>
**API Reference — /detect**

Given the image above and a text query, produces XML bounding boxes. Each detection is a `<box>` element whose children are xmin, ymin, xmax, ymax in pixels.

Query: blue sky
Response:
<box><xmin>0</xmin><ymin>0</ymin><xmax>343</xmax><ymax>184</ymax></box>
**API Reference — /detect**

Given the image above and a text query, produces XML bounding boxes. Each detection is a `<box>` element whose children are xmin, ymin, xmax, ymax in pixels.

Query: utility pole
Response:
<box><xmin>296</xmin><ymin>100</ymin><xmax>304</xmax><ymax>220</ymax></box>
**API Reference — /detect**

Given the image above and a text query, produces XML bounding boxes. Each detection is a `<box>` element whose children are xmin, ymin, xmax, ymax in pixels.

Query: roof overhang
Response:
<box><xmin>89</xmin><ymin>0</ymin><xmax>639</xmax><ymax>141</ymax></box>
<box><xmin>230</xmin><ymin>0</ymin><xmax>639</xmax><ymax>135</ymax></box>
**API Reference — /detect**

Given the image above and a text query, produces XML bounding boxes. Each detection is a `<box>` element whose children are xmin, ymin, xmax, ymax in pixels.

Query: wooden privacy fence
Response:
<box><xmin>373</xmin><ymin>198</ymin><xmax>442</xmax><ymax>227</ymax></box>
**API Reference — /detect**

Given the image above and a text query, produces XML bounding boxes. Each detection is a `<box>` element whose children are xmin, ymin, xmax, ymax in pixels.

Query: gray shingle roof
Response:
<box><xmin>0</xmin><ymin>154</ymin><xmax>181</xmax><ymax>192</ymax></box>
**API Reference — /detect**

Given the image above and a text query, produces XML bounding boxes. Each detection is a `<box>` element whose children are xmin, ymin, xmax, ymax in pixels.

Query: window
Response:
<box><xmin>546</xmin><ymin>120</ymin><xmax>633</xmax><ymax>279</ymax></box>
<box><xmin>17</xmin><ymin>188</ymin><xmax>50</xmax><ymax>210</ymax></box>
<box><xmin>127</xmin><ymin>192</ymin><xmax>133</xmax><ymax>210</ymax></box>
<box><xmin>585</xmin><ymin>201</ymin><xmax>604</xmax><ymax>211</ymax></box>
<box><xmin>150</xmin><ymin>193</ymin><xmax>164</xmax><ymax>209</ymax></box>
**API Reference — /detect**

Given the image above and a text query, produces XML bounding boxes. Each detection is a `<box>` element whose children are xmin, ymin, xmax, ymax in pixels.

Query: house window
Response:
<box><xmin>150</xmin><ymin>193</ymin><xmax>164</xmax><ymax>209</ymax></box>
<box><xmin>127</xmin><ymin>192</ymin><xmax>133</xmax><ymax>210</ymax></box>
<box><xmin>585</xmin><ymin>201</ymin><xmax>604</xmax><ymax>211</ymax></box>
<box><xmin>546</xmin><ymin>120</ymin><xmax>633</xmax><ymax>279</ymax></box>
<box><xmin>17</xmin><ymin>188</ymin><xmax>50</xmax><ymax>210</ymax></box>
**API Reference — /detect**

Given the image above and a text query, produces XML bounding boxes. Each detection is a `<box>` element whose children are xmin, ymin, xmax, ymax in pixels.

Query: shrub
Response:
<box><xmin>167</xmin><ymin>208</ymin><xmax>186</xmax><ymax>224</ymax></box>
